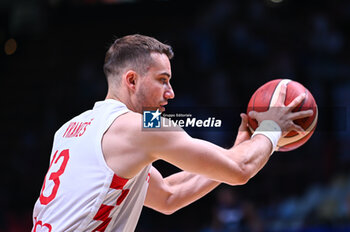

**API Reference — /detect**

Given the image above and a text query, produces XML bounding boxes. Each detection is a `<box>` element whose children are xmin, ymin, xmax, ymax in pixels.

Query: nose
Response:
<box><xmin>164</xmin><ymin>84</ymin><xmax>175</xmax><ymax>100</ymax></box>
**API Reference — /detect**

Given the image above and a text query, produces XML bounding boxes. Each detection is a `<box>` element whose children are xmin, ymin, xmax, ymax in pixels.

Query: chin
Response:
<box><xmin>140</xmin><ymin>106</ymin><xmax>160</xmax><ymax>112</ymax></box>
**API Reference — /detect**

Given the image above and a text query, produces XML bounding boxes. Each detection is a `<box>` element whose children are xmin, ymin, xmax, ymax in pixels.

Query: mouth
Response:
<box><xmin>159</xmin><ymin>102</ymin><xmax>168</xmax><ymax>112</ymax></box>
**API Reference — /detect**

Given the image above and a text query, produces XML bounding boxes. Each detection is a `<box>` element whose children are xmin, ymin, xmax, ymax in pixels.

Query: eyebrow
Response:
<box><xmin>159</xmin><ymin>72</ymin><xmax>171</xmax><ymax>79</ymax></box>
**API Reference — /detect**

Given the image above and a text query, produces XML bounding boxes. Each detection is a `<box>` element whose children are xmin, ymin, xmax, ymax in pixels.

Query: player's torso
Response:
<box><xmin>33</xmin><ymin>99</ymin><xmax>151</xmax><ymax>232</ymax></box>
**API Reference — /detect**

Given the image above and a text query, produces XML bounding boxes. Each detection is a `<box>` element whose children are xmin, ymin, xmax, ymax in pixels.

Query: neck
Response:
<box><xmin>105</xmin><ymin>92</ymin><xmax>122</xmax><ymax>102</ymax></box>
<box><xmin>106</xmin><ymin>90</ymin><xmax>138</xmax><ymax>113</ymax></box>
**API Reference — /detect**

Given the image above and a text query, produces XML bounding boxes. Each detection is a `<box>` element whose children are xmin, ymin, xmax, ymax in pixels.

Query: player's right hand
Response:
<box><xmin>248</xmin><ymin>84</ymin><xmax>313</xmax><ymax>136</ymax></box>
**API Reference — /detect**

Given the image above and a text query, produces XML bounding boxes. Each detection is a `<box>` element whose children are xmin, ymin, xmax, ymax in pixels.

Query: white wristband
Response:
<box><xmin>252</xmin><ymin>120</ymin><xmax>282</xmax><ymax>154</ymax></box>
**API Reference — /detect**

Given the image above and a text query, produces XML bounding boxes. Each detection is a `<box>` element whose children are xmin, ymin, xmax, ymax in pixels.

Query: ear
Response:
<box><xmin>124</xmin><ymin>70</ymin><xmax>138</xmax><ymax>91</ymax></box>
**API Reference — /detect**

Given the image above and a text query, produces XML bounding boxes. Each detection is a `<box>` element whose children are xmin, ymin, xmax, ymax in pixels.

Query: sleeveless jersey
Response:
<box><xmin>32</xmin><ymin>99</ymin><xmax>152</xmax><ymax>232</ymax></box>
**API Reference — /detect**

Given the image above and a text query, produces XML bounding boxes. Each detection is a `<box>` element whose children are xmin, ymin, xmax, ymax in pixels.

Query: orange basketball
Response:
<box><xmin>247</xmin><ymin>79</ymin><xmax>318</xmax><ymax>151</ymax></box>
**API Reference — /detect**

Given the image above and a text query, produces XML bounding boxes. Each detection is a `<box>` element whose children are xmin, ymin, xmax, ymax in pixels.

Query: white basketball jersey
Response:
<box><xmin>32</xmin><ymin>99</ymin><xmax>152</xmax><ymax>232</ymax></box>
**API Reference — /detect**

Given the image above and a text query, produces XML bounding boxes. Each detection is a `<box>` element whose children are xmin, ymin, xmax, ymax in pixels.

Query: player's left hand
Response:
<box><xmin>234</xmin><ymin>113</ymin><xmax>252</xmax><ymax>146</ymax></box>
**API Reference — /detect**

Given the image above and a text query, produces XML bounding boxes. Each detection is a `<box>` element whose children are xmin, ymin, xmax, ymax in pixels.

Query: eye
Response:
<box><xmin>160</xmin><ymin>78</ymin><xmax>168</xmax><ymax>84</ymax></box>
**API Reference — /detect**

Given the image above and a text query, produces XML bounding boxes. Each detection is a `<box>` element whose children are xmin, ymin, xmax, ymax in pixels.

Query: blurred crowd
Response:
<box><xmin>1</xmin><ymin>0</ymin><xmax>350</xmax><ymax>231</ymax></box>
<box><xmin>201</xmin><ymin>173</ymin><xmax>350</xmax><ymax>232</ymax></box>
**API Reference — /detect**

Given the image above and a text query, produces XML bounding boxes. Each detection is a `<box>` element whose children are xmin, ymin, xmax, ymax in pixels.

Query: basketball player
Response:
<box><xmin>32</xmin><ymin>34</ymin><xmax>313</xmax><ymax>231</ymax></box>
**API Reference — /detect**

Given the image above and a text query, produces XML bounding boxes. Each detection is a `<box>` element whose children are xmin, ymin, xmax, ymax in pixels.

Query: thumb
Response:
<box><xmin>239</xmin><ymin>113</ymin><xmax>248</xmax><ymax>128</ymax></box>
<box><xmin>248</xmin><ymin>110</ymin><xmax>259</xmax><ymax>119</ymax></box>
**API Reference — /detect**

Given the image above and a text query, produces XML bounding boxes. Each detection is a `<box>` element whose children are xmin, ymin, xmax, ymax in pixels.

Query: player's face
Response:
<box><xmin>135</xmin><ymin>53</ymin><xmax>174</xmax><ymax>112</ymax></box>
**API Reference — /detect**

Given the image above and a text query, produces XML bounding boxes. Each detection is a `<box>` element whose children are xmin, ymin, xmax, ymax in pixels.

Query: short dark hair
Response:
<box><xmin>103</xmin><ymin>34</ymin><xmax>174</xmax><ymax>84</ymax></box>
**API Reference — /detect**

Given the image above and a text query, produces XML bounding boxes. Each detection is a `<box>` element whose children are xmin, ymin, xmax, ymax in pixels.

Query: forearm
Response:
<box><xmin>228</xmin><ymin>134</ymin><xmax>273</xmax><ymax>182</ymax></box>
<box><xmin>163</xmin><ymin>171</ymin><xmax>220</xmax><ymax>214</ymax></box>
<box><xmin>161</xmin><ymin>135</ymin><xmax>272</xmax><ymax>212</ymax></box>
<box><xmin>145</xmin><ymin>135</ymin><xmax>272</xmax><ymax>215</ymax></box>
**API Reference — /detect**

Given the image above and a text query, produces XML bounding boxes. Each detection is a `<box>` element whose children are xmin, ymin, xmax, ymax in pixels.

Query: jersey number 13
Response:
<box><xmin>39</xmin><ymin>149</ymin><xmax>70</xmax><ymax>205</ymax></box>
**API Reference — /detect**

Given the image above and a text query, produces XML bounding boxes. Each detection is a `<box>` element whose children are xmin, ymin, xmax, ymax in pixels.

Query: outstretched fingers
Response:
<box><xmin>287</xmin><ymin>93</ymin><xmax>306</xmax><ymax>111</ymax></box>
<box><xmin>289</xmin><ymin>123</ymin><xmax>307</xmax><ymax>136</ymax></box>
<box><xmin>276</xmin><ymin>83</ymin><xmax>287</xmax><ymax>106</ymax></box>
<box><xmin>289</xmin><ymin>109</ymin><xmax>314</xmax><ymax>120</ymax></box>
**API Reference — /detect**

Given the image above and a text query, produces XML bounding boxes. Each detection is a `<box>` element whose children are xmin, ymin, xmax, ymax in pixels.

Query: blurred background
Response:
<box><xmin>1</xmin><ymin>0</ymin><xmax>350</xmax><ymax>231</ymax></box>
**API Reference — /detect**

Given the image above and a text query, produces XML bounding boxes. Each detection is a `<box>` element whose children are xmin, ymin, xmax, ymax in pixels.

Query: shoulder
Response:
<box><xmin>112</xmin><ymin>111</ymin><xmax>183</xmax><ymax>135</ymax></box>
<box><xmin>105</xmin><ymin>111</ymin><xmax>143</xmax><ymax>144</ymax></box>
<box><xmin>107</xmin><ymin>112</ymin><xmax>188</xmax><ymax>155</ymax></box>
<box><xmin>102</xmin><ymin>111</ymin><xmax>191</xmax><ymax>178</ymax></box>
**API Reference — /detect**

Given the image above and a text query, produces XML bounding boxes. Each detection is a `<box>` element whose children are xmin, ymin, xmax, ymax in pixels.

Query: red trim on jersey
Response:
<box><xmin>92</xmin><ymin>217</ymin><xmax>111</xmax><ymax>232</ymax></box>
<box><xmin>116</xmin><ymin>189</ymin><xmax>130</xmax><ymax>206</ymax></box>
<box><xmin>93</xmin><ymin>204</ymin><xmax>114</xmax><ymax>221</ymax></box>
<box><xmin>110</xmin><ymin>174</ymin><xmax>128</xmax><ymax>190</ymax></box>
<box><xmin>92</xmin><ymin>204</ymin><xmax>114</xmax><ymax>232</ymax></box>
<box><xmin>92</xmin><ymin>174</ymin><xmax>130</xmax><ymax>231</ymax></box>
